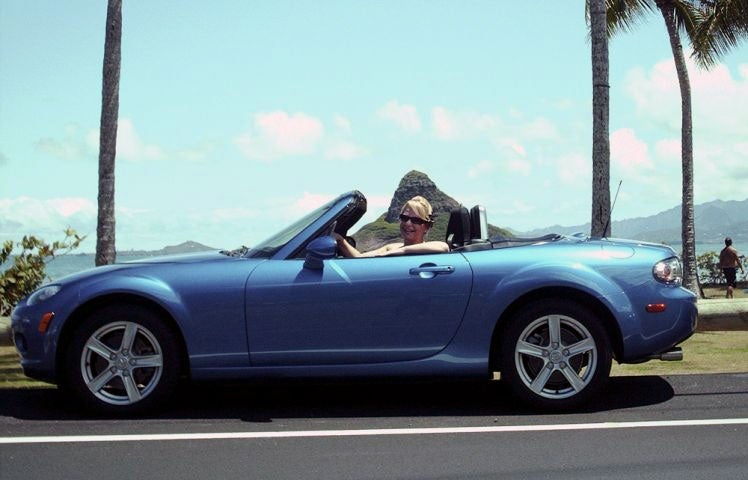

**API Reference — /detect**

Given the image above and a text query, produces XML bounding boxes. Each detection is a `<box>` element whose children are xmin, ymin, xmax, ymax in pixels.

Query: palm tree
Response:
<box><xmin>605</xmin><ymin>0</ymin><xmax>748</xmax><ymax>295</ymax></box>
<box><xmin>96</xmin><ymin>0</ymin><xmax>122</xmax><ymax>266</ymax></box>
<box><xmin>590</xmin><ymin>0</ymin><xmax>612</xmax><ymax>238</ymax></box>
<box><xmin>606</xmin><ymin>0</ymin><xmax>701</xmax><ymax>294</ymax></box>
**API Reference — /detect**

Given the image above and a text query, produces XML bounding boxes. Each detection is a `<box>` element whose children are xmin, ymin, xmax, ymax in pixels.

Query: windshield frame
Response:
<box><xmin>245</xmin><ymin>199</ymin><xmax>337</xmax><ymax>259</ymax></box>
<box><xmin>245</xmin><ymin>191</ymin><xmax>364</xmax><ymax>259</ymax></box>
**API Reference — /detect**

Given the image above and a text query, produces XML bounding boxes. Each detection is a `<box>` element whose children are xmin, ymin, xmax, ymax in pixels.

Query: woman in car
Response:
<box><xmin>334</xmin><ymin>196</ymin><xmax>449</xmax><ymax>257</ymax></box>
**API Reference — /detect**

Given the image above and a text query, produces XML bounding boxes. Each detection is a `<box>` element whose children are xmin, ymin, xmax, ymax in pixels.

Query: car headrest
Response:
<box><xmin>470</xmin><ymin>205</ymin><xmax>488</xmax><ymax>241</ymax></box>
<box><xmin>445</xmin><ymin>206</ymin><xmax>471</xmax><ymax>249</ymax></box>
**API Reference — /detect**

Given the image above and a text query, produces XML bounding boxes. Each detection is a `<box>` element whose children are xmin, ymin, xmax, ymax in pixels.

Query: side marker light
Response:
<box><xmin>38</xmin><ymin>312</ymin><xmax>55</xmax><ymax>333</ymax></box>
<box><xmin>646</xmin><ymin>303</ymin><xmax>667</xmax><ymax>313</ymax></box>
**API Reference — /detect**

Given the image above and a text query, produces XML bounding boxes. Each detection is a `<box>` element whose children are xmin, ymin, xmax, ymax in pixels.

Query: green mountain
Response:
<box><xmin>352</xmin><ymin>170</ymin><xmax>512</xmax><ymax>251</ymax></box>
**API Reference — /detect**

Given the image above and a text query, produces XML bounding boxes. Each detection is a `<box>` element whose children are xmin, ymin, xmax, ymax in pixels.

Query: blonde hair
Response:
<box><xmin>400</xmin><ymin>196</ymin><xmax>434</xmax><ymax>223</ymax></box>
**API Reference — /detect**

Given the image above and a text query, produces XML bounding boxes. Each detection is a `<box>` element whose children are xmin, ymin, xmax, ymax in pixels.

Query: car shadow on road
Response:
<box><xmin>0</xmin><ymin>375</ymin><xmax>675</xmax><ymax>422</ymax></box>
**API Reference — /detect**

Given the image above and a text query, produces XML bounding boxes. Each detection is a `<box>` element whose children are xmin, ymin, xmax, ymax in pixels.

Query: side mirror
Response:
<box><xmin>303</xmin><ymin>236</ymin><xmax>337</xmax><ymax>270</ymax></box>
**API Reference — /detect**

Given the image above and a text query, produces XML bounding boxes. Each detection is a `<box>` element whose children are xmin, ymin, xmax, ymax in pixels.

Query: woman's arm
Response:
<box><xmin>380</xmin><ymin>241</ymin><xmax>450</xmax><ymax>256</ymax></box>
<box><xmin>332</xmin><ymin>233</ymin><xmax>363</xmax><ymax>258</ymax></box>
<box><xmin>333</xmin><ymin>234</ymin><xmax>402</xmax><ymax>258</ymax></box>
<box><xmin>333</xmin><ymin>234</ymin><xmax>448</xmax><ymax>258</ymax></box>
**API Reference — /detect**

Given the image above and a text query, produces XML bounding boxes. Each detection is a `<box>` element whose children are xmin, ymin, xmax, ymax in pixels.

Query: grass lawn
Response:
<box><xmin>702</xmin><ymin>284</ymin><xmax>747</xmax><ymax>299</ymax></box>
<box><xmin>0</xmin><ymin>346</ymin><xmax>54</xmax><ymax>389</ymax></box>
<box><xmin>611</xmin><ymin>330</ymin><xmax>748</xmax><ymax>376</ymax></box>
<box><xmin>2</xmin><ymin>331</ymin><xmax>746</xmax><ymax>388</ymax></box>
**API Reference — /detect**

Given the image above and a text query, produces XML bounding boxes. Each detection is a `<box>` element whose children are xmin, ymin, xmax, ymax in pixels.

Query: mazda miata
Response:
<box><xmin>11</xmin><ymin>190</ymin><xmax>697</xmax><ymax>414</ymax></box>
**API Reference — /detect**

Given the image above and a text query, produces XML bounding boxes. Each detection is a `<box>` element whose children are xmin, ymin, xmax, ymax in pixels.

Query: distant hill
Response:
<box><xmin>353</xmin><ymin>170</ymin><xmax>512</xmax><ymax>251</ymax></box>
<box><xmin>518</xmin><ymin>198</ymin><xmax>748</xmax><ymax>245</ymax></box>
<box><xmin>119</xmin><ymin>241</ymin><xmax>215</xmax><ymax>257</ymax></box>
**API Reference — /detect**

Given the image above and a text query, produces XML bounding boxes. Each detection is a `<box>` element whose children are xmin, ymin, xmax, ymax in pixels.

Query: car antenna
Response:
<box><xmin>603</xmin><ymin>180</ymin><xmax>622</xmax><ymax>238</ymax></box>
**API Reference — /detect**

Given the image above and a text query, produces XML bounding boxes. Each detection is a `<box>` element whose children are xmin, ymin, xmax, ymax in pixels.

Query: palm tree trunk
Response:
<box><xmin>657</xmin><ymin>2</ymin><xmax>699</xmax><ymax>294</ymax></box>
<box><xmin>96</xmin><ymin>0</ymin><xmax>122</xmax><ymax>267</ymax></box>
<box><xmin>590</xmin><ymin>0</ymin><xmax>611</xmax><ymax>238</ymax></box>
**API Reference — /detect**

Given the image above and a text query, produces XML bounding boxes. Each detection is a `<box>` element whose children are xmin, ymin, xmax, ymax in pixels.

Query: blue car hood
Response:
<box><xmin>49</xmin><ymin>251</ymin><xmax>237</xmax><ymax>286</ymax></box>
<box><xmin>124</xmin><ymin>251</ymin><xmax>225</xmax><ymax>265</ymax></box>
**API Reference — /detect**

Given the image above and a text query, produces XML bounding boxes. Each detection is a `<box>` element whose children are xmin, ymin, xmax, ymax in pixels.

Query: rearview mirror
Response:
<box><xmin>303</xmin><ymin>236</ymin><xmax>337</xmax><ymax>270</ymax></box>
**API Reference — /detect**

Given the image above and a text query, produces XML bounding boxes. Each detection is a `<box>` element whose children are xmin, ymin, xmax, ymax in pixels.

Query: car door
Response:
<box><xmin>245</xmin><ymin>252</ymin><xmax>472</xmax><ymax>366</ymax></box>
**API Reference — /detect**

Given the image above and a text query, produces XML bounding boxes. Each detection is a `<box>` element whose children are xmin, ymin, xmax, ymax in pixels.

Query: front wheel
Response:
<box><xmin>499</xmin><ymin>300</ymin><xmax>612</xmax><ymax>411</ymax></box>
<box><xmin>63</xmin><ymin>304</ymin><xmax>181</xmax><ymax>415</ymax></box>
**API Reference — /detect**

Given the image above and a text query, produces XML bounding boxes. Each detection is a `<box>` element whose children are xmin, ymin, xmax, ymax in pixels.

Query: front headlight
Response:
<box><xmin>653</xmin><ymin>257</ymin><xmax>682</xmax><ymax>285</ymax></box>
<box><xmin>26</xmin><ymin>285</ymin><xmax>62</xmax><ymax>306</ymax></box>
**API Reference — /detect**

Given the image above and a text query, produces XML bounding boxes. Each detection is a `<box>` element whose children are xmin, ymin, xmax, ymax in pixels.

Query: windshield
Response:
<box><xmin>246</xmin><ymin>198</ymin><xmax>337</xmax><ymax>258</ymax></box>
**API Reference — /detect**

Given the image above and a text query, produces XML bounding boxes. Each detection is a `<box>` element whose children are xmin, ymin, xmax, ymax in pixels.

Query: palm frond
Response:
<box><xmin>605</xmin><ymin>0</ymin><xmax>656</xmax><ymax>37</ymax></box>
<box><xmin>692</xmin><ymin>0</ymin><xmax>748</xmax><ymax>67</ymax></box>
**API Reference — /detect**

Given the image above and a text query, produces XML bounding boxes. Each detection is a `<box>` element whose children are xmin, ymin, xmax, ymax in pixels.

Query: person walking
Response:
<box><xmin>719</xmin><ymin>237</ymin><xmax>745</xmax><ymax>299</ymax></box>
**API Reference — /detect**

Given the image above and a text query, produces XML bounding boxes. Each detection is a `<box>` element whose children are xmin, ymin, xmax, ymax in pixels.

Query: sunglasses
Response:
<box><xmin>399</xmin><ymin>214</ymin><xmax>429</xmax><ymax>225</ymax></box>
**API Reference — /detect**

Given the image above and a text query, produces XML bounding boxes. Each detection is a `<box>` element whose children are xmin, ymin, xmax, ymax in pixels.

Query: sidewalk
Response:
<box><xmin>2</xmin><ymin>298</ymin><xmax>747</xmax><ymax>347</ymax></box>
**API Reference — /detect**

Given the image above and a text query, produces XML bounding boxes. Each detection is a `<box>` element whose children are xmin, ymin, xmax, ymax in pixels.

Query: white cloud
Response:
<box><xmin>35</xmin><ymin>137</ymin><xmax>86</xmax><ymax>161</ymax></box>
<box><xmin>624</xmin><ymin>59</ymin><xmax>748</xmax><ymax>136</ymax></box>
<box><xmin>654</xmin><ymin>138</ymin><xmax>681</xmax><ymax>160</ymax></box>
<box><xmin>116</xmin><ymin>119</ymin><xmax>165</xmax><ymax>161</ymax></box>
<box><xmin>234</xmin><ymin>111</ymin><xmax>325</xmax><ymax>161</ymax></box>
<box><xmin>431</xmin><ymin>106</ymin><xmax>500</xmax><ymax>140</ymax></box>
<box><xmin>35</xmin><ymin>124</ymin><xmax>88</xmax><ymax>160</ymax></box>
<box><xmin>324</xmin><ymin>114</ymin><xmax>366</xmax><ymax>160</ymax></box>
<box><xmin>0</xmin><ymin>197</ymin><xmax>97</xmax><ymax>245</ymax></box>
<box><xmin>492</xmin><ymin>138</ymin><xmax>527</xmax><ymax>157</ymax></box>
<box><xmin>292</xmin><ymin>192</ymin><xmax>336</xmax><ymax>213</ymax></box>
<box><xmin>333</xmin><ymin>114</ymin><xmax>352</xmax><ymax>134</ymax></box>
<box><xmin>85</xmin><ymin>118</ymin><xmax>165</xmax><ymax>162</ymax></box>
<box><xmin>324</xmin><ymin>140</ymin><xmax>366</xmax><ymax>160</ymax></box>
<box><xmin>377</xmin><ymin>101</ymin><xmax>422</xmax><ymax>133</ymax></box>
<box><xmin>621</xmin><ymin>60</ymin><xmax>748</xmax><ymax>203</ymax></box>
<box><xmin>468</xmin><ymin>160</ymin><xmax>494</xmax><ymax>178</ymax></box>
<box><xmin>557</xmin><ymin>152</ymin><xmax>590</xmax><ymax>185</ymax></box>
<box><xmin>610</xmin><ymin>128</ymin><xmax>653</xmax><ymax>171</ymax></box>
<box><xmin>365</xmin><ymin>195</ymin><xmax>391</xmax><ymax>209</ymax></box>
<box><xmin>33</xmin><ymin>118</ymin><xmax>211</xmax><ymax>164</ymax></box>
<box><xmin>519</xmin><ymin>117</ymin><xmax>560</xmax><ymax>141</ymax></box>
<box><xmin>507</xmin><ymin>158</ymin><xmax>532</xmax><ymax>176</ymax></box>
<box><xmin>175</xmin><ymin>139</ymin><xmax>218</xmax><ymax>162</ymax></box>
<box><xmin>492</xmin><ymin>200</ymin><xmax>536</xmax><ymax>218</ymax></box>
<box><xmin>234</xmin><ymin>111</ymin><xmax>365</xmax><ymax>162</ymax></box>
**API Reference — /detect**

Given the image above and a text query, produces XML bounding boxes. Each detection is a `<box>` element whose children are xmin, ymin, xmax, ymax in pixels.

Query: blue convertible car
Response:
<box><xmin>11</xmin><ymin>191</ymin><xmax>697</xmax><ymax>414</ymax></box>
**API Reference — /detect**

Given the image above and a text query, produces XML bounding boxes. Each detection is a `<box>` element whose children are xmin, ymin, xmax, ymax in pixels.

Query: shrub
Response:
<box><xmin>0</xmin><ymin>229</ymin><xmax>84</xmax><ymax>316</ymax></box>
<box><xmin>697</xmin><ymin>250</ymin><xmax>748</xmax><ymax>287</ymax></box>
<box><xmin>696</xmin><ymin>251</ymin><xmax>721</xmax><ymax>286</ymax></box>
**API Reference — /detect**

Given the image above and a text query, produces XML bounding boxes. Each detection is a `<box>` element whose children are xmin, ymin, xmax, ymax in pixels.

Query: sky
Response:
<box><xmin>1</xmin><ymin>1</ymin><xmax>747</xmax><ymax>253</ymax></box>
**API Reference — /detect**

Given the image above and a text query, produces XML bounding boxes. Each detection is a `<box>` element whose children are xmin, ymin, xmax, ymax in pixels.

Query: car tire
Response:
<box><xmin>499</xmin><ymin>299</ymin><xmax>612</xmax><ymax>410</ymax></box>
<box><xmin>63</xmin><ymin>304</ymin><xmax>181</xmax><ymax>415</ymax></box>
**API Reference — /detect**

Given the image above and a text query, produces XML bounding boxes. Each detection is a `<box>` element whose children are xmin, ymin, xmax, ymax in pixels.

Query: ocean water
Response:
<box><xmin>42</xmin><ymin>254</ymin><xmax>155</xmax><ymax>281</ymax></box>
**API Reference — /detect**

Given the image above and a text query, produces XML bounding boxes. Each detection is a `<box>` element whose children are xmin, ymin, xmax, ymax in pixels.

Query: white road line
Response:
<box><xmin>1</xmin><ymin>418</ymin><xmax>747</xmax><ymax>445</ymax></box>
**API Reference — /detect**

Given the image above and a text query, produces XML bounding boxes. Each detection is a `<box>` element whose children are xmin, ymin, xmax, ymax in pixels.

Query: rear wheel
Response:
<box><xmin>499</xmin><ymin>299</ymin><xmax>612</xmax><ymax>410</ymax></box>
<box><xmin>63</xmin><ymin>304</ymin><xmax>181</xmax><ymax>415</ymax></box>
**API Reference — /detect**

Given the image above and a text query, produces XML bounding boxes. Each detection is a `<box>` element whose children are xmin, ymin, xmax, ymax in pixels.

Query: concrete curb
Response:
<box><xmin>2</xmin><ymin>299</ymin><xmax>747</xmax><ymax>348</ymax></box>
<box><xmin>696</xmin><ymin>298</ymin><xmax>748</xmax><ymax>331</ymax></box>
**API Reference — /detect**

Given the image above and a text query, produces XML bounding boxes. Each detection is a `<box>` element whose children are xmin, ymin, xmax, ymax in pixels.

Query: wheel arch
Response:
<box><xmin>55</xmin><ymin>293</ymin><xmax>190</xmax><ymax>383</ymax></box>
<box><xmin>488</xmin><ymin>287</ymin><xmax>623</xmax><ymax>371</ymax></box>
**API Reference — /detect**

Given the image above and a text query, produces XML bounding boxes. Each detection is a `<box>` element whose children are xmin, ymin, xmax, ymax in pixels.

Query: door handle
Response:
<box><xmin>409</xmin><ymin>265</ymin><xmax>455</xmax><ymax>278</ymax></box>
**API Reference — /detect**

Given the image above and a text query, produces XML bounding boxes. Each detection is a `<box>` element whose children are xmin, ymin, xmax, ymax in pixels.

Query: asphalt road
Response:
<box><xmin>1</xmin><ymin>373</ymin><xmax>747</xmax><ymax>480</ymax></box>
